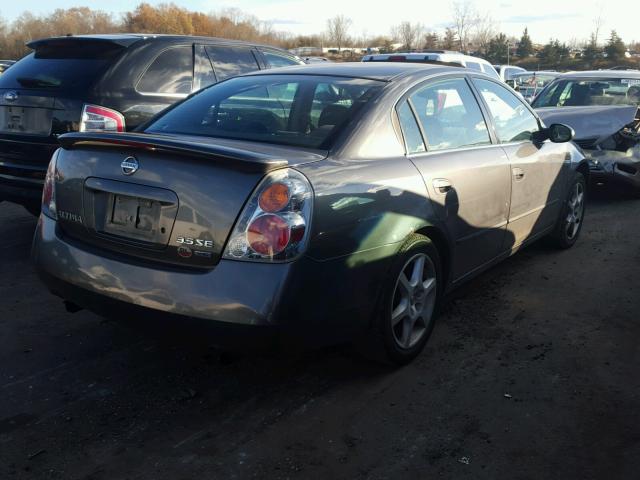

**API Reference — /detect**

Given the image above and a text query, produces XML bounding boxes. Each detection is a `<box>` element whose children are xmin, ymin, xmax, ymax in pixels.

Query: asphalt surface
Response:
<box><xmin>1</xmin><ymin>191</ymin><xmax>639</xmax><ymax>480</ymax></box>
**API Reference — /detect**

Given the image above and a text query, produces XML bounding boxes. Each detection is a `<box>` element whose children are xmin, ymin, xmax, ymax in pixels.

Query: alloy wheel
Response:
<box><xmin>391</xmin><ymin>253</ymin><xmax>437</xmax><ymax>349</ymax></box>
<box><xmin>566</xmin><ymin>182</ymin><xmax>585</xmax><ymax>240</ymax></box>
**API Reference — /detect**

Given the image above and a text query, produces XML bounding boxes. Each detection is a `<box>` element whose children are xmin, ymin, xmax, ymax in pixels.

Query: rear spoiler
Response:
<box><xmin>58</xmin><ymin>132</ymin><xmax>289</xmax><ymax>173</ymax></box>
<box><xmin>27</xmin><ymin>36</ymin><xmax>142</xmax><ymax>50</ymax></box>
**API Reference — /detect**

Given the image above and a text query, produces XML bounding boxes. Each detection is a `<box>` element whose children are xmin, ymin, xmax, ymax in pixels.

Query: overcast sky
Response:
<box><xmin>1</xmin><ymin>0</ymin><xmax>636</xmax><ymax>44</ymax></box>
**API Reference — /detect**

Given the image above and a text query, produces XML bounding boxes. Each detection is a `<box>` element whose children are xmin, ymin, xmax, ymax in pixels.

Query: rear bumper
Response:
<box><xmin>33</xmin><ymin>214</ymin><xmax>393</xmax><ymax>344</ymax></box>
<box><xmin>33</xmin><ymin>214</ymin><xmax>293</xmax><ymax>327</ymax></box>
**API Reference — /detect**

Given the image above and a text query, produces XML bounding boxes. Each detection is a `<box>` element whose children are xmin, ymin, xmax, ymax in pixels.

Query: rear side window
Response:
<box><xmin>137</xmin><ymin>46</ymin><xmax>193</xmax><ymax>95</ymax></box>
<box><xmin>466</xmin><ymin>62</ymin><xmax>482</xmax><ymax>71</ymax></box>
<box><xmin>262</xmin><ymin>50</ymin><xmax>301</xmax><ymax>68</ymax></box>
<box><xmin>409</xmin><ymin>77</ymin><xmax>491</xmax><ymax>151</ymax></box>
<box><xmin>146</xmin><ymin>75</ymin><xmax>383</xmax><ymax>149</ymax></box>
<box><xmin>397</xmin><ymin>101</ymin><xmax>426</xmax><ymax>154</ymax></box>
<box><xmin>205</xmin><ymin>46</ymin><xmax>260</xmax><ymax>81</ymax></box>
<box><xmin>0</xmin><ymin>41</ymin><xmax>122</xmax><ymax>90</ymax></box>
<box><xmin>473</xmin><ymin>78</ymin><xmax>539</xmax><ymax>142</ymax></box>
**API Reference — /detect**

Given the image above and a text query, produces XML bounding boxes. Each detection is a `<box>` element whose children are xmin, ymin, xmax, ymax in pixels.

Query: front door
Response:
<box><xmin>471</xmin><ymin>78</ymin><xmax>568</xmax><ymax>249</ymax></box>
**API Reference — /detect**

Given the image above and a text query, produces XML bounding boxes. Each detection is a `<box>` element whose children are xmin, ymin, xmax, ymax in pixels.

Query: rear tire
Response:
<box><xmin>548</xmin><ymin>172</ymin><xmax>586</xmax><ymax>249</ymax></box>
<box><xmin>363</xmin><ymin>234</ymin><xmax>442</xmax><ymax>366</ymax></box>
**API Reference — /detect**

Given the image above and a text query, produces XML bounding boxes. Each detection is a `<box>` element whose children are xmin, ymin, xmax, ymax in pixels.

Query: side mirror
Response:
<box><xmin>506</xmin><ymin>79</ymin><xmax>516</xmax><ymax>88</ymax></box>
<box><xmin>548</xmin><ymin>123</ymin><xmax>574</xmax><ymax>143</ymax></box>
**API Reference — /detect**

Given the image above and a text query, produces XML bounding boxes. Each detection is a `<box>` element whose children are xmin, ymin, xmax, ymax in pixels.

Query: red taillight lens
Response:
<box><xmin>247</xmin><ymin>214</ymin><xmax>291</xmax><ymax>255</ymax></box>
<box><xmin>41</xmin><ymin>153</ymin><xmax>58</xmax><ymax>219</ymax></box>
<box><xmin>79</xmin><ymin>104</ymin><xmax>125</xmax><ymax>133</ymax></box>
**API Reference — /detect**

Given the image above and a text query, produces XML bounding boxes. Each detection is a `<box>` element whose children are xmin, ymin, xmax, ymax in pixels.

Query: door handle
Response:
<box><xmin>432</xmin><ymin>178</ymin><xmax>453</xmax><ymax>194</ymax></box>
<box><xmin>512</xmin><ymin>168</ymin><xmax>525</xmax><ymax>181</ymax></box>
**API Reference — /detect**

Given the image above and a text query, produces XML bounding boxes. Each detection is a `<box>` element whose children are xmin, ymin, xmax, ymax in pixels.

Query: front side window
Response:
<box><xmin>137</xmin><ymin>46</ymin><xmax>193</xmax><ymax>95</ymax></box>
<box><xmin>146</xmin><ymin>75</ymin><xmax>383</xmax><ymax>149</ymax></box>
<box><xmin>408</xmin><ymin>77</ymin><xmax>491</xmax><ymax>151</ymax></box>
<box><xmin>474</xmin><ymin>78</ymin><xmax>539</xmax><ymax>142</ymax></box>
<box><xmin>262</xmin><ymin>50</ymin><xmax>302</xmax><ymax>68</ymax></box>
<box><xmin>205</xmin><ymin>46</ymin><xmax>259</xmax><ymax>82</ymax></box>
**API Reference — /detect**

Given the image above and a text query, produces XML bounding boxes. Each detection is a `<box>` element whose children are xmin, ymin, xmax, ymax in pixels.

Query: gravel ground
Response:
<box><xmin>1</xmin><ymin>190</ymin><xmax>639</xmax><ymax>480</ymax></box>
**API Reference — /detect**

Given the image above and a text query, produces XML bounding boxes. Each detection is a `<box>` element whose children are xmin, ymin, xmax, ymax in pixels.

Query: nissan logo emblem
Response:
<box><xmin>3</xmin><ymin>91</ymin><xmax>18</xmax><ymax>102</ymax></box>
<box><xmin>121</xmin><ymin>156</ymin><xmax>139</xmax><ymax>176</ymax></box>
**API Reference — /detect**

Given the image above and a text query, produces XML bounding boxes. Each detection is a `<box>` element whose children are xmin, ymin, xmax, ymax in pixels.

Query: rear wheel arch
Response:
<box><xmin>414</xmin><ymin>226</ymin><xmax>451</xmax><ymax>290</ymax></box>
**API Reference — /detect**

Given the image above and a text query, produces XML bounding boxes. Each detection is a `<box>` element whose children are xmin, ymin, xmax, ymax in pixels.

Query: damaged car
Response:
<box><xmin>532</xmin><ymin>71</ymin><xmax>640</xmax><ymax>192</ymax></box>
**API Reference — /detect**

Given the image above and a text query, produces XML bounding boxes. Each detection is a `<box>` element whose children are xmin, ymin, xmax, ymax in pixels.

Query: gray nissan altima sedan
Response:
<box><xmin>32</xmin><ymin>63</ymin><xmax>589</xmax><ymax>364</ymax></box>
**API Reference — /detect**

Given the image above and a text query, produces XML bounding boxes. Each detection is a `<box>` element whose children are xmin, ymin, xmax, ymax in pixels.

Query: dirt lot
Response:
<box><xmin>1</xmin><ymin>191</ymin><xmax>639</xmax><ymax>480</ymax></box>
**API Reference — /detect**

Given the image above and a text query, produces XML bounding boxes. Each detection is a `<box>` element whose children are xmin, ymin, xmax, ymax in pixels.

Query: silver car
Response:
<box><xmin>32</xmin><ymin>63</ymin><xmax>588</xmax><ymax>364</ymax></box>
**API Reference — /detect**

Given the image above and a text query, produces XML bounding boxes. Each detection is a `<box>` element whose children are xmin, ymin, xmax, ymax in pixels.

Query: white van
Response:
<box><xmin>361</xmin><ymin>51</ymin><xmax>501</xmax><ymax>80</ymax></box>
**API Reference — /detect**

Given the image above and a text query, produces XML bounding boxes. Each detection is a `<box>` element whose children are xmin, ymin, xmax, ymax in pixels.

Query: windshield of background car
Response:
<box><xmin>146</xmin><ymin>75</ymin><xmax>384</xmax><ymax>149</ymax></box>
<box><xmin>532</xmin><ymin>77</ymin><xmax>640</xmax><ymax>107</ymax></box>
<box><xmin>0</xmin><ymin>41</ymin><xmax>123</xmax><ymax>90</ymax></box>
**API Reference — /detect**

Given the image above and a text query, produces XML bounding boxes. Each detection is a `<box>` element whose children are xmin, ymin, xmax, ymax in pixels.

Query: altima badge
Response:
<box><xmin>121</xmin><ymin>156</ymin><xmax>139</xmax><ymax>175</ymax></box>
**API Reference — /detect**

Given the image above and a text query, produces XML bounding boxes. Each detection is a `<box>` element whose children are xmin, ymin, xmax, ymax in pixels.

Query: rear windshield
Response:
<box><xmin>532</xmin><ymin>77</ymin><xmax>640</xmax><ymax>107</ymax></box>
<box><xmin>0</xmin><ymin>41</ymin><xmax>122</xmax><ymax>90</ymax></box>
<box><xmin>146</xmin><ymin>75</ymin><xmax>384</xmax><ymax>149</ymax></box>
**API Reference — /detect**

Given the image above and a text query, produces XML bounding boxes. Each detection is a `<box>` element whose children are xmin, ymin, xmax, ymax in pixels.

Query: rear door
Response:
<box><xmin>397</xmin><ymin>76</ymin><xmax>512</xmax><ymax>282</ymax></box>
<box><xmin>471</xmin><ymin>77</ymin><xmax>568</xmax><ymax>249</ymax></box>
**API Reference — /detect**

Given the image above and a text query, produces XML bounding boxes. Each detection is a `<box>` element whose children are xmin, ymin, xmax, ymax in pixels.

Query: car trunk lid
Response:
<box><xmin>54</xmin><ymin>132</ymin><xmax>326</xmax><ymax>268</ymax></box>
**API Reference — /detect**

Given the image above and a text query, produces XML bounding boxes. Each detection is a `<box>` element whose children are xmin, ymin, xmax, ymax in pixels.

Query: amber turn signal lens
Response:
<box><xmin>259</xmin><ymin>182</ymin><xmax>289</xmax><ymax>212</ymax></box>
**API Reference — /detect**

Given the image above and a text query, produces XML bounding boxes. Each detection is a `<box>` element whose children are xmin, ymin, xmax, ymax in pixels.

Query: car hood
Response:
<box><xmin>536</xmin><ymin>105</ymin><xmax>638</xmax><ymax>142</ymax></box>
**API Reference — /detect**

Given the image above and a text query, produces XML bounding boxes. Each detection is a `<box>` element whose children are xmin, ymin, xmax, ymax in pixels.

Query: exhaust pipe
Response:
<box><xmin>64</xmin><ymin>300</ymin><xmax>83</xmax><ymax>313</ymax></box>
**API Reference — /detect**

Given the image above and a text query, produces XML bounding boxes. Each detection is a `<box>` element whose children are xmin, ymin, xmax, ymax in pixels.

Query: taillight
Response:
<box><xmin>223</xmin><ymin>168</ymin><xmax>313</xmax><ymax>262</ymax></box>
<box><xmin>42</xmin><ymin>151</ymin><xmax>58</xmax><ymax>220</ymax></box>
<box><xmin>79</xmin><ymin>104</ymin><xmax>125</xmax><ymax>133</ymax></box>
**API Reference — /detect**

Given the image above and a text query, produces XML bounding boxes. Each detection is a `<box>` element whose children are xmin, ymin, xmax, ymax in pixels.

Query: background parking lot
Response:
<box><xmin>1</xmin><ymin>192</ymin><xmax>639</xmax><ymax>479</ymax></box>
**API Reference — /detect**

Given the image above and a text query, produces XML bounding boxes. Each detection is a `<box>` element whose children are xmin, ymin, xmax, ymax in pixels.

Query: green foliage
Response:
<box><xmin>605</xmin><ymin>30</ymin><xmax>626</xmax><ymax>62</ymax></box>
<box><xmin>516</xmin><ymin>28</ymin><xmax>533</xmax><ymax>58</ymax></box>
<box><xmin>486</xmin><ymin>33</ymin><xmax>509</xmax><ymax>63</ymax></box>
<box><xmin>442</xmin><ymin>28</ymin><xmax>457</xmax><ymax>50</ymax></box>
<box><xmin>537</xmin><ymin>39</ymin><xmax>570</xmax><ymax>68</ymax></box>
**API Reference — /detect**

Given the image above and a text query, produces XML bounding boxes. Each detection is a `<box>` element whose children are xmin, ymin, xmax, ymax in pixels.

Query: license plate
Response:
<box><xmin>3</xmin><ymin>107</ymin><xmax>24</xmax><ymax>132</ymax></box>
<box><xmin>109</xmin><ymin>195</ymin><xmax>158</xmax><ymax>234</ymax></box>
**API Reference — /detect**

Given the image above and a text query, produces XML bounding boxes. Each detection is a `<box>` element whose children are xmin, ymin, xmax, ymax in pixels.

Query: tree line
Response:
<box><xmin>0</xmin><ymin>1</ymin><xmax>637</xmax><ymax>71</ymax></box>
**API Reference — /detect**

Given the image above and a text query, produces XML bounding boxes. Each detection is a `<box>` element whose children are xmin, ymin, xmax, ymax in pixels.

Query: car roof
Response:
<box><xmin>364</xmin><ymin>52</ymin><xmax>491</xmax><ymax>64</ymax></box>
<box><xmin>512</xmin><ymin>71</ymin><xmax>559</xmax><ymax>77</ymax></box>
<box><xmin>241</xmin><ymin>61</ymin><xmax>467</xmax><ymax>81</ymax></box>
<box><xmin>557</xmin><ymin>70</ymin><xmax>640</xmax><ymax>79</ymax></box>
<box><xmin>27</xmin><ymin>33</ymin><xmax>275</xmax><ymax>50</ymax></box>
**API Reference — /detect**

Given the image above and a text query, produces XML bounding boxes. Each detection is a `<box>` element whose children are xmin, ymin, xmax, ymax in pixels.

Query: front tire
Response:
<box><xmin>367</xmin><ymin>234</ymin><xmax>442</xmax><ymax>366</ymax></box>
<box><xmin>548</xmin><ymin>172</ymin><xmax>586</xmax><ymax>249</ymax></box>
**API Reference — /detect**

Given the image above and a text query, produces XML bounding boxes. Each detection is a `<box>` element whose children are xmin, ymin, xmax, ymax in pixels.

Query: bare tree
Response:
<box><xmin>451</xmin><ymin>1</ymin><xmax>478</xmax><ymax>52</ymax></box>
<box><xmin>472</xmin><ymin>11</ymin><xmax>496</xmax><ymax>55</ymax></box>
<box><xmin>593</xmin><ymin>10</ymin><xmax>604</xmax><ymax>46</ymax></box>
<box><xmin>392</xmin><ymin>22</ymin><xmax>424</xmax><ymax>51</ymax></box>
<box><xmin>326</xmin><ymin>15</ymin><xmax>352</xmax><ymax>52</ymax></box>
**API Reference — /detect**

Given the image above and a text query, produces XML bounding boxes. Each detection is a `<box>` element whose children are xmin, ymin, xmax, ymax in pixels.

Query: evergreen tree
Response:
<box><xmin>486</xmin><ymin>33</ymin><xmax>509</xmax><ymax>63</ymax></box>
<box><xmin>604</xmin><ymin>30</ymin><xmax>626</xmax><ymax>62</ymax></box>
<box><xmin>442</xmin><ymin>28</ymin><xmax>457</xmax><ymax>50</ymax></box>
<box><xmin>516</xmin><ymin>27</ymin><xmax>533</xmax><ymax>58</ymax></box>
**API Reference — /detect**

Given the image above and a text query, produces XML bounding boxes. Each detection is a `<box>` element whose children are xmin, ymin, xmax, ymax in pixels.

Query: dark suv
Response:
<box><xmin>0</xmin><ymin>34</ymin><xmax>303</xmax><ymax>213</ymax></box>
